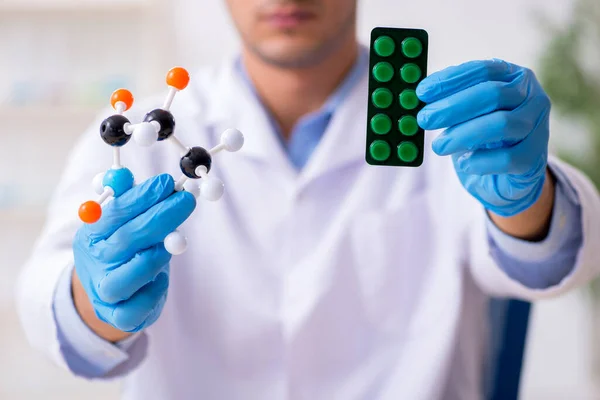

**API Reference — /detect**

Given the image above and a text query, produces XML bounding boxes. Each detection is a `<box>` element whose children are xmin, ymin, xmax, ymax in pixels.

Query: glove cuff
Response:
<box><xmin>484</xmin><ymin>173</ymin><xmax>547</xmax><ymax>217</ymax></box>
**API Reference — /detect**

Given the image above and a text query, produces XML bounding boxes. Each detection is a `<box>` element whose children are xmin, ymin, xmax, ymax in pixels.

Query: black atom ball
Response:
<box><xmin>180</xmin><ymin>147</ymin><xmax>212</xmax><ymax>179</ymax></box>
<box><xmin>143</xmin><ymin>109</ymin><xmax>175</xmax><ymax>141</ymax></box>
<box><xmin>100</xmin><ymin>115</ymin><xmax>131</xmax><ymax>147</ymax></box>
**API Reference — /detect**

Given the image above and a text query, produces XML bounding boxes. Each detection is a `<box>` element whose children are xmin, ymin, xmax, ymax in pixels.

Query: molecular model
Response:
<box><xmin>78</xmin><ymin>67</ymin><xmax>244</xmax><ymax>255</ymax></box>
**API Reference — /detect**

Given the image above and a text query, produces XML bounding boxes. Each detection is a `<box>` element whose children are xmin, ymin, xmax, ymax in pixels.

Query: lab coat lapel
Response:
<box><xmin>194</xmin><ymin>58</ymin><xmax>369</xmax><ymax>185</ymax></box>
<box><xmin>197</xmin><ymin>60</ymin><xmax>298</xmax><ymax>180</ymax></box>
<box><xmin>297</xmin><ymin>71</ymin><xmax>370</xmax><ymax>188</ymax></box>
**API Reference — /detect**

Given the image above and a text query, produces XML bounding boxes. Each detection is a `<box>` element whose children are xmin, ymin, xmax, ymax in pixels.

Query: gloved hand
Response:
<box><xmin>73</xmin><ymin>174</ymin><xmax>196</xmax><ymax>333</ymax></box>
<box><xmin>416</xmin><ymin>59</ymin><xmax>551</xmax><ymax>217</ymax></box>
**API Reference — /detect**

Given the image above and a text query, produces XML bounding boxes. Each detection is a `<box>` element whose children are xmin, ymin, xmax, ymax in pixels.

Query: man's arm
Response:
<box><xmin>416</xmin><ymin>59</ymin><xmax>600</xmax><ymax>297</ymax></box>
<box><xmin>15</xmin><ymin>115</ymin><xmax>131</xmax><ymax>375</ymax></box>
<box><xmin>489</xmin><ymin>169</ymin><xmax>555</xmax><ymax>241</ymax></box>
<box><xmin>467</xmin><ymin>157</ymin><xmax>599</xmax><ymax>299</ymax></box>
<box><xmin>53</xmin><ymin>264</ymin><xmax>146</xmax><ymax>378</ymax></box>
<box><xmin>16</xmin><ymin>107</ymin><xmax>173</xmax><ymax>378</ymax></box>
<box><xmin>71</xmin><ymin>271</ymin><xmax>132</xmax><ymax>343</ymax></box>
<box><xmin>485</xmin><ymin>164</ymin><xmax>583</xmax><ymax>289</ymax></box>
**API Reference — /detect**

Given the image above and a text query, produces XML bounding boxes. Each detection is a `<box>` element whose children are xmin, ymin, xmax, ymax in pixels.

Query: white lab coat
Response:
<box><xmin>16</xmin><ymin>58</ymin><xmax>600</xmax><ymax>400</ymax></box>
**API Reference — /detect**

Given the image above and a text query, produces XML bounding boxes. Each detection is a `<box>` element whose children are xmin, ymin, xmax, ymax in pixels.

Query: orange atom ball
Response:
<box><xmin>79</xmin><ymin>201</ymin><xmax>102</xmax><ymax>224</ymax></box>
<box><xmin>166</xmin><ymin>67</ymin><xmax>190</xmax><ymax>91</ymax></box>
<box><xmin>110</xmin><ymin>89</ymin><xmax>134</xmax><ymax>111</ymax></box>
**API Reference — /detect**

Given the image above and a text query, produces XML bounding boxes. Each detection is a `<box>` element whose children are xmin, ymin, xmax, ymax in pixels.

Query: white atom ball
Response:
<box><xmin>201</xmin><ymin>177</ymin><xmax>224</xmax><ymax>201</ymax></box>
<box><xmin>183</xmin><ymin>180</ymin><xmax>201</xmax><ymax>199</ymax></box>
<box><xmin>221</xmin><ymin>128</ymin><xmax>244</xmax><ymax>152</ymax></box>
<box><xmin>133</xmin><ymin>122</ymin><xmax>158</xmax><ymax>147</ymax></box>
<box><xmin>92</xmin><ymin>172</ymin><xmax>106</xmax><ymax>195</ymax></box>
<box><xmin>164</xmin><ymin>231</ymin><xmax>187</xmax><ymax>255</ymax></box>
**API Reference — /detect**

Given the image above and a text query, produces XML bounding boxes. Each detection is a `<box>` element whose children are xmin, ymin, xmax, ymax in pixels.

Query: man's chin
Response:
<box><xmin>250</xmin><ymin>41</ymin><xmax>330</xmax><ymax>69</ymax></box>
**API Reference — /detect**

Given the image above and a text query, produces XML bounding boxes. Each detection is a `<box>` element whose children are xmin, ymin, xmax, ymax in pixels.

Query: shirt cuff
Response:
<box><xmin>53</xmin><ymin>264</ymin><xmax>143</xmax><ymax>377</ymax></box>
<box><xmin>485</xmin><ymin>163</ymin><xmax>581</xmax><ymax>263</ymax></box>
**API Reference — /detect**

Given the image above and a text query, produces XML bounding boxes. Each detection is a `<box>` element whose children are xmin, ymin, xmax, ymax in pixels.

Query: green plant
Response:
<box><xmin>539</xmin><ymin>0</ymin><xmax>600</xmax><ymax>183</ymax></box>
<box><xmin>538</xmin><ymin>0</ymin><xmax>600</xmax><ymax>294</ymax></box>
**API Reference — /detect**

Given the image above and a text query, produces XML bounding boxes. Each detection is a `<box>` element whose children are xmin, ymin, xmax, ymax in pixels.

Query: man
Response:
<box><xmin>16</xmin><ymin>0</ymin><xmax>600</xmax><ymax>399</ymax></box>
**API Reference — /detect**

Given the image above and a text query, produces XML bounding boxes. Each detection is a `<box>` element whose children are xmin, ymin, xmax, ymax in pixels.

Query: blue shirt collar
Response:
<box><xmin>235</xmin><ymin>45</ymin><xmax>369</xmax><ymax>122</ymax></box>
<box><xmin>234</xmin><ymin>45</ymin><xmax>369</xmax><ymax>170</ymax></box>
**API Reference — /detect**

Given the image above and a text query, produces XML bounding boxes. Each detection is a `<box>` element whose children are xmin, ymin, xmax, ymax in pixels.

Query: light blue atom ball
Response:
<box><xmin>102</xmin><ymin>168</ymin><xmax>134</xmax><ymax>197</ymax></box>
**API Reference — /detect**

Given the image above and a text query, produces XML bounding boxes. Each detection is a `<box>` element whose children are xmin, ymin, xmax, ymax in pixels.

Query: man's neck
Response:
<box><xmin>242</xmin><ymin>38</ymin><xmax>359</xmax><ymax>139</ymax></box>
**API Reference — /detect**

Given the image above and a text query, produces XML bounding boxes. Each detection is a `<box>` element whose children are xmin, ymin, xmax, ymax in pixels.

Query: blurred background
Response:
<box><xmin>0</xmin><ymin>0</ymin><xmax>598</xmax><ymax>399</ymax></box>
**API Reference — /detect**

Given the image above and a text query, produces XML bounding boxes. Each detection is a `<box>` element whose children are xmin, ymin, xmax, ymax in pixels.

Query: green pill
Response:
<box><xmin>374</xmin><ymin>36</ymin><xmax>395</xmax><ymax>57</ymax></box>
<box><xmin>402</xmin><ymin>37</ymin><xmax>423</xmax><ymax>58</ymax></box>
<box><xmin>399</xmin><ymin>89</ymin><xmax>419</xmax><ymax>110</ymax></box>
<box><xmin>370</xmin><ymin>140</ymin><xmax>391</xmax><ymax>161</ymax></box>
<box><xmin>371</xmin><ymin>114</ymin><xmax>392</xmax><ymax>135</ymax></box>
<box><xmin>401</xmin><ymin>63</ymin><xmax>422</xmax><ymax>84</ymax></box>
<box><xmin>372</xmin><ymin>62</ymin><xmax>394</xmax><ymax>83</ymax></box>
<box><xmin>397</xmin><ymin>141</ymin><xmax>419</xmax><ymax>162</ymax></box>
<box><xmin>372</xmin><ymin>88</ymin><xmax>393</xmax><ymax>109</ymax></box>
<box><xmin>398</xmin><ymin>115</ymin><xmax>419</xmax><ymax>136</ymax></box>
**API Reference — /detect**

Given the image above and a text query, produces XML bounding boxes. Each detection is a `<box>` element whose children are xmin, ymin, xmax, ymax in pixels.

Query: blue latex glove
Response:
<box><xmin>73</xmin><ymin>174</ymin><xmax>196</xmax><ymax>332</ymax></box>
<box><xmin>416</xmin><ymin>59</ymin><xmax>551</xmax><ymax>217</ymax></box>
